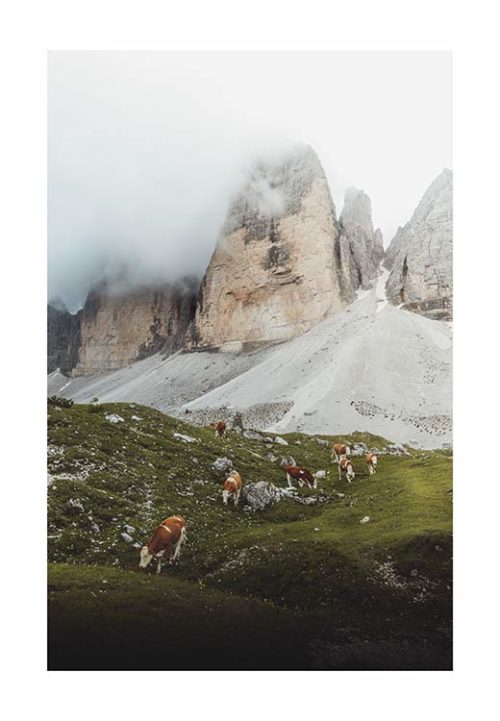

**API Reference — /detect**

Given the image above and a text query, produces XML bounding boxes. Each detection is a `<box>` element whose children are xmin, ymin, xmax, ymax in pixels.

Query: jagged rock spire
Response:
<box><xmin>384</xmin><ymin>169</ymin><xmax>452</xmax><ymax>320</ymax></box>
<box><xmin>191</xmin><ymin>145</ymin><xmax>351</xmax><ymax>351</ymax></box>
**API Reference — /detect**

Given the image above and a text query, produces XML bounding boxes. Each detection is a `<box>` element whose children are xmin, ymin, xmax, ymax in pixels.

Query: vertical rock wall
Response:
<box><xmin>191</xmin><ymin>146</ymin><xmax>351</xmax><ymax>351</ymax></box>
<box><xmin>384</xmin><ymin>169</ymin><xmax>453</xmax><ymax>320</ymax></box>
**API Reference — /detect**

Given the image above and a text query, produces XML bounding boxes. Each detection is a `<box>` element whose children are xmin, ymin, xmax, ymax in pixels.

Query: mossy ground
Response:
<box><xmin>48</xmin><ymin>402</ymin><xmax>452</xmax><ymax>670</ymax></box>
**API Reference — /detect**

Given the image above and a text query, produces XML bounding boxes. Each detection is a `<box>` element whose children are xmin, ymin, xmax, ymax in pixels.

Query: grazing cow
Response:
<box><xmin>212</xmin><ymin>420</ymin><xmax>227</xmax><ymax>439</ymax></box>
<box><xmin>366</xmin><ymin>452</ymin><xmax>378</xmax><ymax>475</ymax></box>
<box><xmin>139</xmin><ymin>515</ymin><xmax>187</xmax><ymax>574</ymax></box>
<box><xmin>338</xmin><ymin>458</ymin><xmax>355</xmax><ymax>483</ymax></box>
<box><xmin>283</xmin><ymin>464</ymin><xmax>317</xmax><ymax>489</ymax></box>
<box><xmin>331</xmin><ymin>443</ymin><xmax>351</xmax><ymax>463</ymax></box>
<box><xmin>222</xmin><ymin>470</ymin><xmax>242</xmax><ymax>506</ymax></box>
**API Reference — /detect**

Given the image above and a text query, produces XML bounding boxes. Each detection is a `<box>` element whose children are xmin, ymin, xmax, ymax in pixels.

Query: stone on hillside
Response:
<box><xmin>105</xmin><ymin>414</ymin><xmax>125</xmax><ymax>424</ymax></box>
<box><xmin>211</xmin><ymin>457</ymin><xmax>233</xmax><ymax>472</ymax></box>
<box><xmin>173</xmin><ymin>432</ymin><xmax>197</xmax><ymax>443</ymax></box>
<box><xmin>242</xmin><ymin>430</ymin><xmax>266</xmax><ymax>442</ymax></box>
<box><xmin>360</xmin><ymin>516</ymin><xmax>370</xmax><ymax>524</ymax></box>
<box><xmin>316</xmin><ymin>438</ymin><xmax>329</xmax><ymax>447</ymax></box>
<box><xmin>274</xmin><ymin>436</ymin><xmax>289</xmax><ymax>446</ymax></box>
<box><xmin>241</xmin><ymin>481</ymin><xmax>293</xmax><ymax>511</ymax></box>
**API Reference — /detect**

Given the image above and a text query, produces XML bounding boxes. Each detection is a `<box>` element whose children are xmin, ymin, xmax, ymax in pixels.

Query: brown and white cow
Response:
<box><xmin>331</xmin><ymin>443</ymin><xmax>351</xmax><ymax>463</ymax></box>
<box><xmin>366</xmin><ymin>452</ymin><xmax>378</xmax><ymax>475</ymax></box>
<box><xmin>338</xmin><ymin>457</ymin><xmax>355</xmax><ymax>483</ymax></box>
<box><xmin>212</xmin><ymin>420</ymin><xmax>226</xmax><ymax>439</ymax></box>
<box><xmin>139</xmin><ymin>515</ymin><xmax>187</xmax><ymax>574</ymax></box>
<box><xmin>283</xmin><ymin>464</ymin><xmax>317</xmax><ymax>489</ymax></box>
<box><xmin>222</xmin><ymin>470</ymin><xmax>242</xmax><ymax>506</ymax></box>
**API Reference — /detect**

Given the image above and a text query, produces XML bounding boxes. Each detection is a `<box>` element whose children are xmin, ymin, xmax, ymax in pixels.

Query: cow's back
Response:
<box><xmin>161</xmin><ymin>516</ymin><xmax>186</xmax><ymax>544</ymax></box>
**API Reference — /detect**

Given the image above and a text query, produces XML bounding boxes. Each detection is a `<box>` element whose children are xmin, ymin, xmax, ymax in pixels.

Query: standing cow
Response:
<box><xmin>282</xmin><ymin>463</ymin><xmax>317</xmax><ymax>489</ymax></box>
<box><xmin>338</xmin><ymin>458</ymin><xmax>355</xmax><ymax>483</ymax></box>
<box><xmin>139</xmin><ymin>515</ymin><xmax>187</xmax><ymax>574</ymax></box>
<box><xmin>212</xmin><ymin>421</ymin><xmax>227</xmax><ymax>439</ymax></box>
<box><xmin>331</xmin><ymin>443</ymin><xmax>351</xmax><ymax>463</ymax></box>
<box><xmin>222</xmin><ymin>470</ymin><xmax>243</xmax><ymax>506</ymax></box>
<box><xmin>366</xmin><ymin>452</ymin><xmax>378</xmax><ymax>475</ymax></box>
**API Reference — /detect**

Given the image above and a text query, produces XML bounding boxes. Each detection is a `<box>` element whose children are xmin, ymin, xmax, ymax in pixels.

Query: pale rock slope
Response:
<box><xmin>48</xmin><ymin>273</ymin><xmax>452</xmax><ymax>448</ymax></box>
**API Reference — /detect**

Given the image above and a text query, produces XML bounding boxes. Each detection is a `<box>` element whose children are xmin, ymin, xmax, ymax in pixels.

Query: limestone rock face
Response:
<box><xmin>191</xmin><ymin>146</ymin><xmax>351</xmax><ymax>351</ymax></box>
<box><xmin>384</xmin><ymin>169</ymin><xmax>453</xmax><ymax>320</ymax></box>
<box><xmin>47</xmin><ymin>302</ymin><xmax>82</xmax><ymax>373</ymax></box>
<box><xmin>337</xmin><ymin>187</ymin><xmax>385</xmax><ymax>295</ymax></box>
<box><xmin>73</xmin><ymin>280</ymin><xmax>197</xmax><ymax>375</ymax></box>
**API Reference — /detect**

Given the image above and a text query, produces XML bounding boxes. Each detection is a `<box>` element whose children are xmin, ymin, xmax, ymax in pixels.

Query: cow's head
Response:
<box><xmin>222</xmin><ymin>489</ymin><xmax>230</xmax><ymax>505</ymax></box>
<box><xmin>346</xmin><ymin>462</ymin><xmax>355</xmax><ymax>480</ymax></box>
<box><xmin>281</xmin><ymin>455</ymin><xmax>296</xmax><ymax>467</ymax></box>
<box><xmin>345</xmin><ymin>445</ymin><xmax>351</xmax><ymax>456</ymax></box>
<box><xmin>139</xmin><ymin>545</ymin><xmax>153</xmax><ymax>569</ymax></box>
<box><xmin>372</xmin><ymin>455</ymin><xmax>378</xmax><ymax>466</ymax></box>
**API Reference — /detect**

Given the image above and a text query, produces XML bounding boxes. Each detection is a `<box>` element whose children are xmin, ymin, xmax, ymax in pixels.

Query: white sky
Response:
<box><xmin>48</xmin><ymin>50</ymin><xmax>452</xmax><ymax>311</ymax></box>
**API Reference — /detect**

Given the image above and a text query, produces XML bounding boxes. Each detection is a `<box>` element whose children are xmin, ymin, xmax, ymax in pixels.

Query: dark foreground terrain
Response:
<box><xmin>47</xmin><ymin>401</ymin><xmax>452</xmax><ymax>670</ymax></box>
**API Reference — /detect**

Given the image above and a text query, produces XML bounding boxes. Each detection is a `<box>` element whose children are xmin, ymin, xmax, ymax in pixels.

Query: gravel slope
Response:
<box><xmin>48</xmin><ymin>275</ymin><xmax>452</xmax><ymax>448</ymax></box>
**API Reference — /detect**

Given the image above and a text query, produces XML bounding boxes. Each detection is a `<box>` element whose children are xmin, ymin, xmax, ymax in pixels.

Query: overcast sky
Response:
<box><xmin>48</xmin><ymin>51</ymin><xmax>452</xmax><ymax>312</ymax></box>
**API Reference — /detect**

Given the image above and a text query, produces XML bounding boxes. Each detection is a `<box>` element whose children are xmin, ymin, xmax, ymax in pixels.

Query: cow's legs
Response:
<box><xmin>287</xmin><ymin>473</ymin><xmax>293</xmax><ymax>488</ymax></box>
<box><xmin>235</xmin><ymin>489</ymin><xmax>240</xmax><ymax>506</ymax></box>
<box><xmin>172</xmin><ymin>529</ymin><xmax>187</xmax><ymax>562</ymax></box>
<box><xmin>156</xmin><ymin>559</ymin><xmax>162</xmax><ymax>575</ymax></box>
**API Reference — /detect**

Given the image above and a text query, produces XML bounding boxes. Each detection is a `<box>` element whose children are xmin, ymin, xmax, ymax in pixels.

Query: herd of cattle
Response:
<box><xmin>139</xmin><ymin>421</ymin><xmax>378</xmax><ymax>574</ymax></box>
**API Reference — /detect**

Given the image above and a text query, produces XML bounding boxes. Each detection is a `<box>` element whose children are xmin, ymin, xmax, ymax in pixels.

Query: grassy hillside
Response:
<box><xmin>47</xmin><ymin>401</ymin><xmax>452</xmax><ymax>670</ymax></box>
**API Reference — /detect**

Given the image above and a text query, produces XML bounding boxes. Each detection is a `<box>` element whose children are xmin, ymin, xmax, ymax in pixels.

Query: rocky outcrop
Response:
<box><xmin>72</xmin><ymin>279</ymin><xmax>197</xmax><ymax>375</ymax></box>
<box><xmin>47</xmin><ymin>302</ymin><xmax>81</xmax><ymax>373</ymax></box>
<box><xmin>190</xmin><ymin>145</ymin><xmax>353</xmax><ymax>351</ymax></box>
<box><xmin>384</xmin><ymin>169</ymin><xmax>453</xmax><ymax>320</ymax></box>
<box><xmin>337</xmin><ymin>187</ymin><xmax>385</xmax><ymax>295</ymax></box>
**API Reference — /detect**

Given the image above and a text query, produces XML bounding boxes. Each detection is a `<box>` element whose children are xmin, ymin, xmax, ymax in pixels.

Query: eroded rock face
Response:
<box><xmin>47</xmin><ymin>302</ymin><xmax>81</xmax><ymax>373</ymax></box>
<box><xmin>73</xmin><ymin>280</ymin><xmax>197</xmax><ymax>375</ymax></box>
<box><xmin>337</xmin><ymin>187</ymin><xmax>385</xmax><ymax>295</ymax></box>
<box><xmin>191</xmin><ymin>146</ymin><xmax>352</xmax><ymax>351</ymax></box>
<box><xmin>384</xmin><ymin>170</ymin><xmax>453</xmax><ymax>320</ymax></box>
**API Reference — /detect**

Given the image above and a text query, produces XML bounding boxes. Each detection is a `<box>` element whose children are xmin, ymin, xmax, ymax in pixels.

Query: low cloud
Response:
<box><xmin>48</xmin><ymin>51</ymin><xmax>452</xmax><ymax>313</ymax></box>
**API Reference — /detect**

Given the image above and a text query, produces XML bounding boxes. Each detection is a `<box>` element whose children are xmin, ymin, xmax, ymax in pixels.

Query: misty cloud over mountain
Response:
<box><xmin>48</xmin><ymin>51</ymin><xmax>452</xmax><ymax>312</ymax></box>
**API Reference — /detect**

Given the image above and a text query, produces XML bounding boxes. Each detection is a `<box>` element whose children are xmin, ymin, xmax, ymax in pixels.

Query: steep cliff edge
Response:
<box><xmin>47</xmin><ymin>303</ymin><xmax>82</xmax><ymax>373</ymax></box>
<box><xmin>384</xmin><ymin>169</ymin><xmax>453</xmax><ymax>320</ymax></box>
<box><xmin>71</xmin><ymin>279</ymin><xmax>197</xmax><ymax>376</ymax></box>
<box><xmin>191</xmin><ymin>146</ymin><xmax>353</xmax><ymax>351</ymax></box>
<box><xmin>337</xmin><ymin>187</ymin><xmax>385</xmax><ymax>296</ymax></box>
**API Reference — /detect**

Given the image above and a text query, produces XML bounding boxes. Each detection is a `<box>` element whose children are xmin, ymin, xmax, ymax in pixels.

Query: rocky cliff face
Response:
<box><xmin>337</xmin><ymin>187</ymin><xmax>385</xmax><ymax>296</ymax></box>
<box><xmin>72</xmin><ymin>279</ymin><xmax>197</xmax><ymax>375</ymax></box>
<box><xmin>384</xmin><ymin>169</ymin><xmax>453</xmax><ymax>320</ymax></box>
<box><xmin>47</xmin><ymin>303</ymin><xmax>82</xmax><ymax>373</ymax></box>
<box><xmin>191</xmin><ymin>146</ymin><xmax>356</xmax><ymax>351</ymax></box>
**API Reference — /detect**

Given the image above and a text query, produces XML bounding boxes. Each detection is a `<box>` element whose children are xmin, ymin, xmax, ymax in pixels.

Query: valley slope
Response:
<box><xmin>48</xmin><ymin>274</ymin><xmax>452</xmax><ymax>448</ymax></box>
